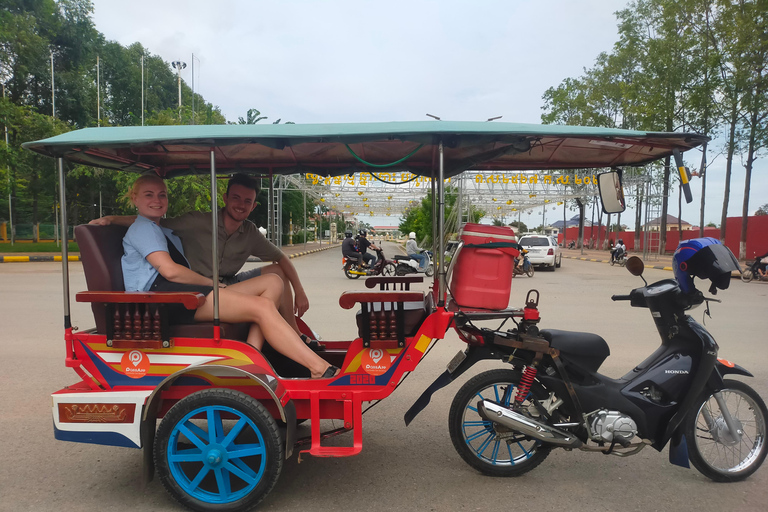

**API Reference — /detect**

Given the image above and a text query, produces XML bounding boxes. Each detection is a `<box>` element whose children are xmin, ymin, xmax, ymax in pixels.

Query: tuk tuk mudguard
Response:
<box><xmin>140</xmin><ymin>362</ymin><xmax>296</xmax><ymax>483</ymax></box>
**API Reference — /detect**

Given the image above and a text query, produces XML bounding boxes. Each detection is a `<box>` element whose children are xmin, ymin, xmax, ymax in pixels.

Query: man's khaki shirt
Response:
<box><xmin>161</xmin><ymin>210</ymin><xmax>283</xmax><ymax>278</ymax></box>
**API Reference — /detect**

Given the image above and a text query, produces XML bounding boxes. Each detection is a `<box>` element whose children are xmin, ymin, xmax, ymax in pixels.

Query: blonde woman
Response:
<box><xmin>121</xmin><ymin>174</ymin><xmax>339</xmax><ymax>379</ymax></box>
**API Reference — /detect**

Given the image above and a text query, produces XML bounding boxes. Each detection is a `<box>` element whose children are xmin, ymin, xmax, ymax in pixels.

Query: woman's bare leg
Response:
<box><xmin>194</xmin><ymin>289</ymin><xmax>332</xmax><ymax>378</ymax></box>
<box><xmin>227</xmin><ymin>273</ymin><xmax>283</xmax><ymax>309</ymax></box>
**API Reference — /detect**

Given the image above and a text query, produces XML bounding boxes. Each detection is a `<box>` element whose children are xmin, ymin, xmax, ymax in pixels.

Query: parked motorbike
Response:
<box><xmin>567</xmin><ymin>240</ymin><xmax>576</xmax><ymax>250</ymax></box>
<box><xmin>428</xmin><ymin>240</ymin><xmax>767</xmax><ymax>482</ymax></box>
<box><xmin>394</xmin><ymin>250</ymin><xmax>434</xmax><ymax>277</ymax></box>
<box><xmin>342</xmin><ymin>248</ymin><xmax>396</xmax><ymax>279</ymax></box>
<box><xmin>741</xmin><ymin>257</ymin><xmax>767</xmax><ymax>283</ymax></box>
<box><xmin>513</xmin><ymin>249</ymin><xmax>534</xmax><ymax>277</ymax></box>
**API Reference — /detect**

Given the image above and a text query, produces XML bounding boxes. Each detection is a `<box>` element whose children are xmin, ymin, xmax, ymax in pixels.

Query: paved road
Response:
<box><xmin>1</xmin><ymin>243</ymin><xmax>767</xmax><ymax>511</ymax></box>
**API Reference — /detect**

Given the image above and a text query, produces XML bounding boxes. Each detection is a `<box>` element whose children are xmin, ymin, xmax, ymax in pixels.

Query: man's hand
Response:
<box><xmin>294</xmin><ymin>288</ymin><xmax>309</xmax><ymax>318</ymax></box>
<box><xmin>89</xmin><ymin>217</ymin><xmax>112</xmax><ymax>226</ymax></box>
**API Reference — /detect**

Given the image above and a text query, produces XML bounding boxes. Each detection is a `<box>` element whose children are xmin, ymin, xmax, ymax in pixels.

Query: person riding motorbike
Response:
<box><xmin>356</xmin><ymin>230</ymin><xmax>379</xmax><ymax>267</ymax></box>
<box><xmin>610</xmin><ymin>238</ymin><xmax>626</xmax><ymax>263</ymax></box>
<box><xmin>405</xmin><ymin>232</ymin><xmax>427</xmax><ymax>271</ymax></box>
<box><xmin>342</xmin><ymin>231</ymin><xmax>364</xmax><ymax>266</ymax></box>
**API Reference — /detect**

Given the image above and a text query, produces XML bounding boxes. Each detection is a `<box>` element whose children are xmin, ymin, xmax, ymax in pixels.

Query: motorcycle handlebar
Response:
<box><xmin>611</xmin><ymin>294</ymin><xmax>632</xmax><ymax>301</ymax></box>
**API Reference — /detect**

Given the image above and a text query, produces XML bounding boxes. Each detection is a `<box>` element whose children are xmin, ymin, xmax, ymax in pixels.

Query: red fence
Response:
<box><xmin>558</xmin><ymin>215</ymin><xmax>768</xmax><ymax>259</ymax></box>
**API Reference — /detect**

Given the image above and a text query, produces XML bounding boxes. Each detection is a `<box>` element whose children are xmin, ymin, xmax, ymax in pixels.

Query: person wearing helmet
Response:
<box><xmin>612</xmin><ymin>238</ymin><xmax>626</xmax><ymax>263</ymax></box>
<box><xmin>406</xmin><ymin>231</ymin><xmax>427</xmax><ymax>271</ymax></box>
<box><xmin>357</xmin><ymin>229</ymin><xmax>379</xmax><ymax>267</ymax></box>
<box><xmin>342</xmin><ymin>230</ymin><xmax>364</xmax><ymax>266</ymax></box>
<box><xmin>672</xmin><ymin>237</ymin><xmax>740</xmax><ymax>296</ymax></box>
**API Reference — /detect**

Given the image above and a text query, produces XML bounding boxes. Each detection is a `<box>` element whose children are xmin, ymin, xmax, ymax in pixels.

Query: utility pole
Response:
<box><xmin>171</xmin><ymin>61</ymin><xmax>186</xmax><ymax>121</ymax></box>
<box><xmin>3</xmin><ymin>83</ymin><xmax>12</xmax><ymax>244</ymax></box>
<box><xmin>51</xmin><ymin>49</ymin><xmax>59</xmax><ymax>246</ymax></box>
<box><xmin>141</xmin><ymin>54</ymin><xmax>144</xmax><ymax>126</ymax></box>
<box><xmin>96</xmin><ymin>55</ymin><xmax>100</xmax><ymax>126</ymax></box>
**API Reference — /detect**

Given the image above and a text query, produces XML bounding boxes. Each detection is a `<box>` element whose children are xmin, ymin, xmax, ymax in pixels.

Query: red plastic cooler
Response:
<box><xmin>451</xmin><ymin>223</ymin><xmax>519</xmax><ymax>310</ymax></box>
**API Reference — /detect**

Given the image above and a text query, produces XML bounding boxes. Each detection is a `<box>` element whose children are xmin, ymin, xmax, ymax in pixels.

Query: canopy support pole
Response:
<box><xmin>210</xmin><ymin>151</ymin><xmax>220</xmax><ymax>338</ymax></box>
<box><xmin>58</xmin><ymin>158</ymin><xmax>71</xmax><ymax>328</ymax></box>
<box><xmin>437</xmin><ymin>141</ymin><xmax>446</xmax><ymax>307</ymax></box>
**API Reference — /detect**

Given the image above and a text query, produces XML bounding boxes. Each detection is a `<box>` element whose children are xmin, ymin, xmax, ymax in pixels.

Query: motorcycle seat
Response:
<box><xmin>539</xmin><ymin>329</ymin><xmax>610</xmax><ymax>373</ymax></box>
<box><xmin>393</xmin><ymin>254</ymin><xmax>412</xmax><ymax>261</ymax></box>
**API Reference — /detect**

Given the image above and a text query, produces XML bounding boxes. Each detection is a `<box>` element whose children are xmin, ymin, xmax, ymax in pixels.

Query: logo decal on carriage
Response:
<box><xmin>120</xmin><ymin>350</ymin><xmax>150</xmax><ymax>379</ymax></box>
<box><xmin>361</xmin><ymin>348</ymin><xmax>392</xmax><ymax>376</ymax></box>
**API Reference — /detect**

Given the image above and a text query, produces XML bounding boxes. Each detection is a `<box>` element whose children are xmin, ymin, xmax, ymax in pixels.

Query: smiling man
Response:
<box><xmin>91</xmin><ymin>173</ymin><xmax>316</xmax><ymax>346</ymax></box>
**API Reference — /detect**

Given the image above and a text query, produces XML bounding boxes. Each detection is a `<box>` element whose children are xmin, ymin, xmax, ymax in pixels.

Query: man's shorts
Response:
<box><xmin>221</xmin><ymin>266</ymin><xmax>263</xmax><ymax>286</ymax></box>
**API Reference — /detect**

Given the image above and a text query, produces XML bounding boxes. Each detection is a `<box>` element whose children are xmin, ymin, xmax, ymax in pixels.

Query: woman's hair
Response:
<box><xmin>127</xmin><ymin>173</ymin><xmax>166</xmax><ymax>200</ymax></box>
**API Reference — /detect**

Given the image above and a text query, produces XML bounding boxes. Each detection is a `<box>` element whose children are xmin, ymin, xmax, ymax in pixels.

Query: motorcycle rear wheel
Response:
<box><xmin>449</xmin><ymin>369</ymin><xmax>552</xmax><ymax>477</ymax></box>
<box><xmin>684</xmin><ymin>379</ymin><xmax>768</xmax><ymax>482</ymax></box>
<box><xmin>382</xmin><ymin>262</ymin><xmax>396</xmax><ymax>277</ymax></box>
<box><xmin>344</xmin><ymin>262</ymin><xmax>361</xmax><ymax>279</ymax></box>
<box><xmin>741</xmin><ymin>268</ymin><xmax>754</xmax><ymax>283</ymax></box>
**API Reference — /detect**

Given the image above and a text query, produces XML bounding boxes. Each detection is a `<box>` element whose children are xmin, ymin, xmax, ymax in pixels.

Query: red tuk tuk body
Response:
<box><xmin>24</xmin><ymin>121</ymin><xmax>707</xmax><ymax>511</ymax></box>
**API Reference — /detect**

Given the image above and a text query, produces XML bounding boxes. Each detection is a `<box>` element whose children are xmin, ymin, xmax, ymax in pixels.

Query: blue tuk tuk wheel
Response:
<box><xmin>155</xmin><ymin>388</ymin><xmax>283</xmax><ymax>512</ymax></box>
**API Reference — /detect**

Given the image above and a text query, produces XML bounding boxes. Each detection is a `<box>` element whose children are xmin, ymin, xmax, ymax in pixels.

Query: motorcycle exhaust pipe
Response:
<box><xmin>477</xmin><ymin>400</ymin><xmax>583</xmax><ymax>448</ymax></box>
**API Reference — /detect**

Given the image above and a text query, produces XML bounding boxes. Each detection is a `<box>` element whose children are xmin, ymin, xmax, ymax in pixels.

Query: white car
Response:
<box><xmin>517</xmin><ymin>234</ymin><xmax>562</xmax><ymax>270</ymax></box>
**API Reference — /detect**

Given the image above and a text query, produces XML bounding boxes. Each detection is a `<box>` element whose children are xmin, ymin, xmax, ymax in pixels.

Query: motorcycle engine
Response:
<box><xmin>588</xmin><ymin>410</ymin><xmax>638</xmax><ymax>444</ymax></box>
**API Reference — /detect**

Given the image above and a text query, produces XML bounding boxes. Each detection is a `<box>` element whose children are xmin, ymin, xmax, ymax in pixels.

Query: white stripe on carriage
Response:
<box><xmin>96</xmin><ymin>353</ymin><xmax>226</xmax><ymax>365</ymax></box>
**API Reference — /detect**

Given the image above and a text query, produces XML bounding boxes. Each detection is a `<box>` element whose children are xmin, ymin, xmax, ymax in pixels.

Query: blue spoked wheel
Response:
<box><xmin>449</xmin><ymin>369</ymin><xmax>552</xmax><ymax>476</ymax></box>
<box><xmin>155</xmin><ymin>389</ymin><xmax>283</xmax><ymax>512</ymax></box>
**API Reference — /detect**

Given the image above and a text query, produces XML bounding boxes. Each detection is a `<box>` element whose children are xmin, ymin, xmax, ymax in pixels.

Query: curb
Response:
<box><xmin>563</xmin><ymin>255</ymin><xmax>673</xmax><ymax>271</ymax></box>
<box><xmin>1</xmin><ymin>244</ymin><xmax>340</xmax><ymax>263</ymax></box>
<box><xmin>0</xmin><ymin>255</ymin><xmax>81</xmax><ymax>263</ymax></box>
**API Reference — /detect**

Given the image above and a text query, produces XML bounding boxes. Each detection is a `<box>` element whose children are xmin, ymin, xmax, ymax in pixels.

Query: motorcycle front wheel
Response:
<box><xmin>525</xmin><ymin>264</ymin><xmax>534</xmax><ymax>278</ymax></box>
<box><xmin>425</xmin><ymin>264</ymin><xmax>434</xmax><ymax>277</ymax></box>
<box><xmin>449</xmin><ymin>369</ymin><xmax>552</xmax><ymax>477</ymax></box>
<box><xmin>381</xmin><ymin>262</ymin><xmax>396</xmax><ymax>277</ymax></box>
<box><xmin>684</xmin><ymin>379</ymin><xmax>768</xmax><ymax>482</ymax></box>
<box><xmin>741</xmin><ymin>268</ymin><xmax>754</xmax><ymax>283</ymax></box>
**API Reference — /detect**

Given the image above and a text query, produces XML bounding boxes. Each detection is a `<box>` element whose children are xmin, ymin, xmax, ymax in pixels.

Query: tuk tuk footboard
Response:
<box><xmin>295</xmin><ymin>391</ymin><xmax>364</xmax><ymax>459</ymax></box>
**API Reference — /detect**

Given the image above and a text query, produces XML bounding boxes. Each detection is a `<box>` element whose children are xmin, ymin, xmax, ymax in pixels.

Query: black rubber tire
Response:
<box><xmin>609</xmin><ymin>259</ymin><xmax>615</xmax><ymax>266</ymax></box>
<box><xmin>556</xmin><ymin>255</ymin><xmax>562</xmax><ymax>268</ymax></box>
<box><xmin>449</xmin><ymin>369</ymin><xmax>552</xmax><ymax>477</ymax></box>
<box><xmin>382</xmin><ymin>263</ymin><xmax>396</xmax><ymax>277</ymax></box>
<box><xmin>155</xmin><ymin>389</ymin><xmax>283</xmax><ymax>512</ymax></box>
<box><xmin>425</xmin><ymin>264</ymin><xmax>434</xmax><ymax>277</ymax></box>
<box><xmin>344</xmin><ymin>262</ymin><xmax>361</xmax><ymax>279</ymax></box>
<box><xmin>741</xmin><ymin>268</ymin><xmax>754</xmax><ymax>283</ymax></box>
<box><xmin>525</xmin><ymin>266</ymin><xmax>534</xmax><ymax>278</ymax></box>
<box><xmin>684</xmin><ymin>379</ymin><xmax>768</xmax><ymax>482</ymax></box>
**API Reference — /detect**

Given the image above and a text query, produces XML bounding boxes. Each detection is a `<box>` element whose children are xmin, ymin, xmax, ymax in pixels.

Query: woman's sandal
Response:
<box><xmin>300</xmin><ymin>333</ymin><xmax>326</xmax><ymax>352</ymax></box>
<box><xmin>319</xmin><ymin>365</ymin><xmax>340</xmax><ymax>379</ymax></box>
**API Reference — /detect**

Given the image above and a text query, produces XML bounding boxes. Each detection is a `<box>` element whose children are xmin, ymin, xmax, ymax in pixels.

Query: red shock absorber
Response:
<box><xmin>514</xmin><ymin>365</ymin><xmax>538</xmax><ymax>405</ymax></box>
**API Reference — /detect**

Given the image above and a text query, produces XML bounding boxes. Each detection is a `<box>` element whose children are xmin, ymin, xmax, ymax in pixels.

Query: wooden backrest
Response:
<box><xmin>75</xmin><ymin>224</ymin><xmax>128</xmax><ymax>333</ymax></box>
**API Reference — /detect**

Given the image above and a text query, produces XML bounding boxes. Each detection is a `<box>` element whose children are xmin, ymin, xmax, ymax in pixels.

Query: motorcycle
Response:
<box><xmin>394</xmin><ymin>250</ymin><xmax>434</xmax><ymax>277</ymax></box>
<box><xmin>567</xmin><ymin>240</ymin><xmax>576</xmax><ymax>250</ymax></box>
<box><xmin>610</xmin><ymin>244</ymin><xmax>627</xmax><ymax>266</ymax></box>
<box><xmin>741</xmin><ymin>257</ymin><xmax>767</xmax><ymax>283</ymax></box>
<box><xmin>343</xmin><ymin>247</ymin><xmax>396</xmax><ymax>279</ymax></box>
<box><xmin>513</xmin><ymin>249</ymin><xmax>534</xmax><ymax>277</ymax></box>
<box><xmin>430</xmin><ymin>253</ymin><xmax>767</xmax><ymax>482</ymax></box>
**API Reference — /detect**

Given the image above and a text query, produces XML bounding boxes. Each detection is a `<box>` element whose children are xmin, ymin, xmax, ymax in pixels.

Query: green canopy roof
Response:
<box><xmin>23</xmin><ymin>121</ymin><xmax>708</xmax><ymax>178</ymax></box>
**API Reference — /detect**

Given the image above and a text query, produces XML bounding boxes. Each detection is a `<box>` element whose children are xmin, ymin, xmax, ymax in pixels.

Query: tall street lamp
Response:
<box><xmin>171</xmin><ymin>61</ymin><xmax>186</xmax><ymax>121</ymax></box>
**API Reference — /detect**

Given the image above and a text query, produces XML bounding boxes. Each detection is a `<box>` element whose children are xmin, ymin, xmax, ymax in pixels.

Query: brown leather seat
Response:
<box><xmin>74</xmin><ymin>224</ymin><xmax>250</xmax><ymax>341</ymax></box>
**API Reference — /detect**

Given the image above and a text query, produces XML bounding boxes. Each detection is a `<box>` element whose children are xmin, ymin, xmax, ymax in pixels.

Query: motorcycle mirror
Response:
<box><xmin>625</xmin><ymin>256</ymin><xmax>645</xmax><ymax>277</ymax></box>
<box><xmin>597</xmin><ymin>170</ymin><xmax>626</xmax><ymax>214</ymax></box>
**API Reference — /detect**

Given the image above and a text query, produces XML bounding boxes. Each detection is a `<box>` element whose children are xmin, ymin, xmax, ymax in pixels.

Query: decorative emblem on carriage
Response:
<box><xmin>58</xmin><ymin>403</ymin><xmax>136</xmax><ymax>423</ymax></box>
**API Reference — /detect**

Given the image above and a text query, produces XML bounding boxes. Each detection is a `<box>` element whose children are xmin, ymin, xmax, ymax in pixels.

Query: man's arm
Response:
<box><xmin>89</xmin><ymin>215</ymin><xmax>137</xmax><ymax>226</ymax></box>
<box><xmin>276</xmin><ymin>256</ymin><xmax>309</xmax><ymax>317</ymax></box>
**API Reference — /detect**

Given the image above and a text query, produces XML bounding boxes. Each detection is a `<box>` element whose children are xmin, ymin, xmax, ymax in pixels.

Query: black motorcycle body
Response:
<box><xmin>343</xmin><ymin>248</ymin><xmax>396</xmax><ymax>279</ymax></box>
<box><xmin>406</xmin><ymin>269</ymin><xmax>767</xmax><ymax>482</ymax></box>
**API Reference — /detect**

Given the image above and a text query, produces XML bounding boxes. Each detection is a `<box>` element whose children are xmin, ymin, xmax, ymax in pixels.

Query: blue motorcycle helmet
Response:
<box><xmin>672</xmin><ymin>238</ymin><xmax>740</xmax><ymax>295</ymax></box>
